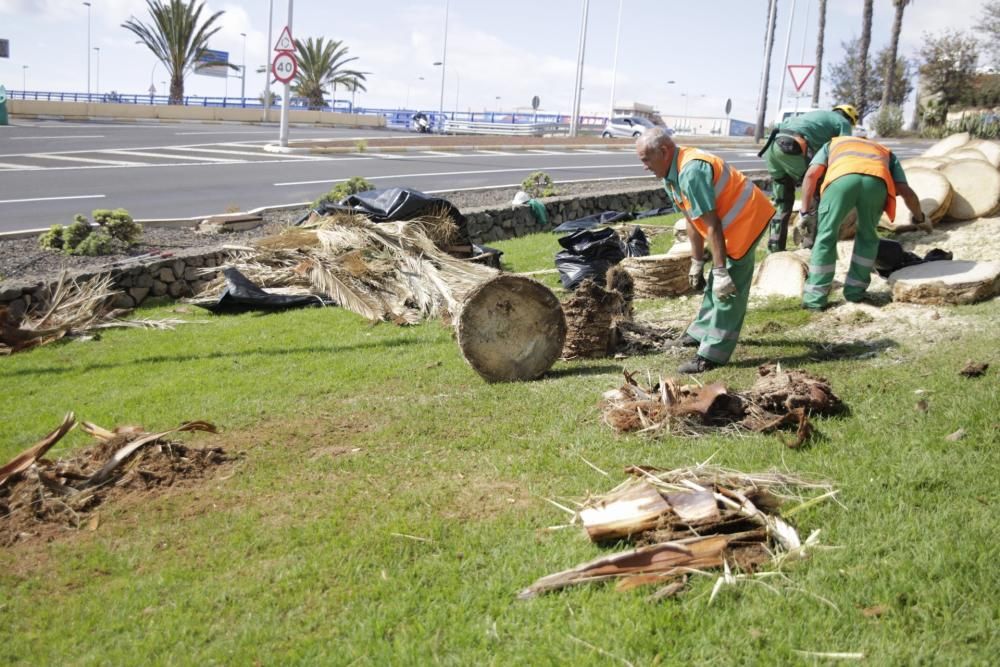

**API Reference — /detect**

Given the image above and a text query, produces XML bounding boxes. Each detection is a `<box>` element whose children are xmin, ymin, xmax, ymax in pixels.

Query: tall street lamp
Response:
<box><xmin>94</xmin><ymin>47</ymin><xmax>101</xmax><ymax>95</ymax></box>
<box><xmin>240</xmin><ymin>32</ymin><xmax>247</xmax><ymax>100</ymax></box>
<box><xmin>570</xmin><ymin>0</ymin><xmax>590</xmax><ymax>137</ymax></box>
<box><xmin>22</xmin><ymin>65</ymin><xmax>28</xmax><ymax>91</ymax></box>
<box><xmin>437</xmin><ymin>0</ymin><xmax>449</xmax><ymax>121</ymax></box>
<box><xmin>608</xmin><ymin>0</ymin><xmax>623</xmax><ymax>121</ymax></box>
<box><xmin>83</xmin><ymin>1</ymin><xmax>92</xmax><ymax>97</ymax></box>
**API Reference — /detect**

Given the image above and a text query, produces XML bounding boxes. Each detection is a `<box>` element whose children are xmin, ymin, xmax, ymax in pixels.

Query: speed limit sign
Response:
<box><xmin>272</xmin><ymin>52</ymin><xmax>298</xmax><ymax>85</ymax></box>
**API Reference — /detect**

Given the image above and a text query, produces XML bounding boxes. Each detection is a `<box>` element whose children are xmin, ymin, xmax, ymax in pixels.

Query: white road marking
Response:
<box><xmin>0</xmin><ymin>162</ymin><xmax>41</xmax><ymax>170</ymax></box>
<box><xmin>102</xmin><ymin>149</ymin><xmax>238</xmax><ymax>163</ymax></box>
<box><xmin>525</xmin><ymin>149</ymin><xmax>563</xmax><ymax>155</ymax></box>
<box><xmin>167</xmin><ymin>145</ymin><xmax>325</xmax><ymax>159</ymax></box>
<box><xmin>9</xmin><ymin>135</ymin><xmax>105</xmax><ymax>140</ymax></box>
<box><xmin>274</xmin><ymin>163</ymin><xmax>645</xmax><ymax>187</ymax></box>
<box><xmin>421</xmin><ymin>150</ymin><xmax>464</xmax><ymax>156</ymax></box>
<box><xmin>0</xmin><ymin>194</ymin><xmax>105</xmax><ymax>204</ymax></box>
<box><xmin>28</xmin><ymin>153</ymin><xmax>143</xmax><ymax>166</ymax></box>
<box><xmin>174</xmin><ymin>130</ymin><xmax>275</xmax><ymax>136</ymax></box>
<box><xmin>573</xmin><ymin>149</ymin><xmax>614</xmax><ymax>154</ymax></box>
<box><xmin>476</xmin><ymin>150</ymin><xmax>517</xmax><ymax>156</ymax></box>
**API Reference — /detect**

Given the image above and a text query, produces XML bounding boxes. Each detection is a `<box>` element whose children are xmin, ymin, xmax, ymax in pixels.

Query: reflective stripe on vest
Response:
<box><xmin>672</xmin><ymin>147</ymin><xmax>775</xmax><ymax>260</ymax></box>
<box><xmin>821</xmin><ymin>137</ymin><xmax>898</xmax><ymax>221</ymax></box>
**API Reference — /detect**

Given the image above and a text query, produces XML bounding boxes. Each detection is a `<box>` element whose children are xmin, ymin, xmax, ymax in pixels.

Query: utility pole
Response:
<box><xmin>264</xmin><ymin>0</ymin><xmax>274</xmax><ymax>122</ymax></box>
<box><xmin>754</xmin><ymin>0</ymin><xmax>778</xmax><ymax>141</ymax></box>
<box><xmin>776</xmin><ymin>0</ymin><xmax>797</xmax><ymax>115</ymax></box>
<box><xmin>608</xmin><ymin>0</ymin><xmax>623</xmax><ymax>122</ymax></box>
<box><xmin>438</xmin><ymin>0</ymin><xmax>450</xmax><ymax>127</ymax></box>
<box><xmin>569</xmin><ymin>0</ymin><xmax>590</xmax><ymax>137</ymax></box>
<box><xmin>83</xmin><ymin>1</ymin><xmax>92</xmax><ymax>98</ymax></box>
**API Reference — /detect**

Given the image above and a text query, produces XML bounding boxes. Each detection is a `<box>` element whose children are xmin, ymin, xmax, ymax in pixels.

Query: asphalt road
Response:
<box><xmin>0</xmin><ymin>120</ymin><xmax>931</xmax><ymax>234</ymax></box>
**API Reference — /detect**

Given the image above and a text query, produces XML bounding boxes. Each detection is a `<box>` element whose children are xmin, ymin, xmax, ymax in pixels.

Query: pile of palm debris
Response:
<box><xmin>0</xmin><ymin>413</ymin><xmax>230</xmax><ymax>546</ymax></box>
<box><xmin>602</xmin><ymin>363</ymin><xmax>843</xmax><ymax>447</ymax></box>
<box><xmin>520</xmin><ymin>463</ymin><xmax>838</xmax><ymax>601</ymax></box>
<box><xmin>561</xmin><ymin>267</ymin><xmax>680</xmax><ymax>359</ymax></box>
<box><xmin>1</xmin><ymin>273</ymin><xmax>186</xmax><ymax>355</ymax></box>
<box><xmin>189</xmin><ymin>213</ymin><xmax>498</xmax><ymax>324</ymax></box>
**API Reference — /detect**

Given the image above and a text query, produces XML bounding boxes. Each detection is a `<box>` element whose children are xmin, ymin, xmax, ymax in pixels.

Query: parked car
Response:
<box><xmin>601</xmin><ymin>115</ymin><xmax>655</xmax><ymax>138</ymax></box>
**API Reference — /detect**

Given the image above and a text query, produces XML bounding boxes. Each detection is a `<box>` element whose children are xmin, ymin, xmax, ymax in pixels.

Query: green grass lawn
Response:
<box><xmin>1</xmin><ymin>225</ymin><xmax>998</xmax><ymax>665</ymax></box>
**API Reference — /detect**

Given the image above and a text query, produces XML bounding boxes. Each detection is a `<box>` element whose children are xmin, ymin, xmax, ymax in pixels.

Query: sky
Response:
<box><xmin>0</xmin><ymin>0</ymin><xmax>990</xmax><ymax>123</ymax></box>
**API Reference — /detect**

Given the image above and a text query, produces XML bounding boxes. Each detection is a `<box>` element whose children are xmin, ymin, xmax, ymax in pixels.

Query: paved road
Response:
<box><xmin>0</xmin><ymin>120</ymin><xmax>931</xmax><ymax>234</ymax></box>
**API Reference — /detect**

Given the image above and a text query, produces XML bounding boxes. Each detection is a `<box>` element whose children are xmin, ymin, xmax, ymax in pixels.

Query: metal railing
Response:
<box><xmin>442</xmin><ymin>119</ymin><xmax>560</xmax><ymax>136</ymax></box>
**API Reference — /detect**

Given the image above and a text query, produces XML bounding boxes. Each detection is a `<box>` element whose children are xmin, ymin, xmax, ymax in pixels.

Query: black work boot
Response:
<box><xmin>667</xmin><ymin>333</ymin><xmax>700</xmax><ymax>349</ymax></box>
<box><xmin>678</xmin><ymin>355</ymin><xmax>717</xmax><ymax>374</ymax></box>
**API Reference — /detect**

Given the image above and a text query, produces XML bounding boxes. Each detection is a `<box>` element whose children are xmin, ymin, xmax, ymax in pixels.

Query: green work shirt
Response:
<box><xmin>661</xmin><ymin>150</ymin><xmax>717</xmax><ymax>219</ymax></box>
<box><xmin>779</xmin><ymin>110</ymin><xmax>853</xmax><ymax>153</ymax></box>
<box><xmin>811</xmin><ymin>142</ymin><xmax>907</xmax><ymax>182</ymax></box>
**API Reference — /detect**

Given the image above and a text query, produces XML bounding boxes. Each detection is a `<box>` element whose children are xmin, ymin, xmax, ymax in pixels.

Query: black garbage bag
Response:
<box><xmin>624</xmin><ymin>226</ymin><xmax>650</xmax><ymax>258</ymax></box>
<box><xmin>555</xmin><ymin>227</ymin><xmax>626</xmax><ymax>290</ymax></box>
<box><xmin>552</xmin><ymin>210</ymin><xmax>634</xmax><ymax>233</ymax></box>
<box><xmin>875</xmin><ymin>239</ymin><xmax>954</xmax><ymax>278</ymax></box>
<box><xmin>470</xmin><ymin>243</ymin><xmax>504</xmax><ymax>269</ymax></box>
<box><xmin>201</xmin><ymin>268</ymin><xmax>325</xmax><ymax>314</ymax></box>
<box><xmin>634</xmin><ymin>205</ymin><xmax>674</xmax><ymax>219</ymax></box>
<box><xmin>340</xmin><ymin>187</ymin><xmax>471</xmax><ymax>245</ymax></box>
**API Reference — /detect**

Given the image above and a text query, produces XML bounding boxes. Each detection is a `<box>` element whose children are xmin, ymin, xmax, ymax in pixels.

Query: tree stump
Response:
<box><xmin>619</xmin><ymin>253</ymin><xmax>692</xmax><ymax>298</ymax></box>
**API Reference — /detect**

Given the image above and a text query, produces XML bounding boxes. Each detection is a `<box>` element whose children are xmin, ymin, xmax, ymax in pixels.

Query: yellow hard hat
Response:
<box><xmin>833</xmin><ymin>104</ymin><xmax>859</xmax><ymax>126</ymax></box>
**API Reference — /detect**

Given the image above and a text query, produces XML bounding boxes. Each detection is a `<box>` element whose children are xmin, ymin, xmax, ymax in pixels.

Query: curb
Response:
<box><xmin>263</xmin><ymin>139</ymin><xmax>756</xmax><ymax>155</ymax></box>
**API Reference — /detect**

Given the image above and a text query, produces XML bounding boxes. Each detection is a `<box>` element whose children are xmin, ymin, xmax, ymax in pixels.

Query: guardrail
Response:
<box><xmin>442</xmin><ymin>119</ymin><xmax>561</xmax><ymax>136</ymax></box>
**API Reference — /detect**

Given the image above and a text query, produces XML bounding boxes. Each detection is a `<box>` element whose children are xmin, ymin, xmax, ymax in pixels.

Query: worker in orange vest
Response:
<box><xmin>637</xmin><ymin>127</ymin><xmax>775</xmax><ymax>373</ymax></box>
<box><xmin>800</xmin><ymin>136</ymin><xmax>928</xmax><ymax>310</ymax></box>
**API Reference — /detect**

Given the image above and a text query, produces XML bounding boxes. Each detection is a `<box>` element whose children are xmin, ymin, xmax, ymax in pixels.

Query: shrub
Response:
<box><xmin>64</xmin><ymin>217</ymin><xmax>94</xmax><ymax>250</ymax></box>
<box><xmin>71</xmin><ymin>231</ymin><xmax>124</xmax><ymax>256</ymax></box>
<box><xmin>521</xmin><ymin>171</ymin><xmax>556</xmax><ymax>198</ymax></box>
<box><xmin>38</xmin><ymin>225</ymin><xmax>66</xmax><ymax>251</ymax></box>
<box><xmin>312</xmin><ymin>176</ymin><xmax>374</xmax><ymax>209</ymax></box>
<box><xmin>873</xmin><ymin>105</ymin><xmax>904</xmax><ymax>137</ymax></box>
<box><xmin>354</xmin><ymin>139</ymin><xmax>368</xmax><ymax>153</ymax></box>
<box><xmin>93</xmin><ymin>208</ymin><xmax>142</xmax><ymax>245</ymax></box>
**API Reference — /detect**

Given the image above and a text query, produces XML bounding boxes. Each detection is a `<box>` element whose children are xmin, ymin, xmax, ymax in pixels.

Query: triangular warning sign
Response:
<box><xmin>788</xmin><ymin>65</ymin><xmax>816</xmax><ymax>92</ymax></box>
<box><xmin>273</xmin><ymin>26</ymin><xmax>295</xmax><ymax>53</ymax></box>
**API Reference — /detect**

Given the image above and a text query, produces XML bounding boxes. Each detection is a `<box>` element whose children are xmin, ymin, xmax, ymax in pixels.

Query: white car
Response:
<box><xmin>601</xmin><ymin>115</ymin><xmax>655</xmax><ymax>138</ymax></box>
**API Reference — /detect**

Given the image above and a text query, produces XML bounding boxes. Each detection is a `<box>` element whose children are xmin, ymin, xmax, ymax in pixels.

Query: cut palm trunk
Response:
<box><xmin>888</xmin><ymin>260</ymin><xmax>1000</xmax><ymax>305</ymax></box>
<box><xmin>941</xmin><ymin>160</ymin><xmax>1000</xmax><ymax>220</ymax></box>
<box><xmin>561</xmin><ymin>278</ymin><xmax>624</xmax><ymax>359</ymax></box>
<box><xmin>923</xmin><ymin>132</ymin><xmax>970</xmax><ymax>157</ymax></box>
<box><xmin>619</xmin><ymin>253</ymin><xmax>692</xmax><ymax>298</ymax></box>
<box><xmin>752</xmin><ymin>252</ymin><xmax>808</xmax><ymax>298</ymax></box>
<box><xmin>880</xmin><ymin>167</ymin><xmax>953</xmax><ymax>230</ymax></box>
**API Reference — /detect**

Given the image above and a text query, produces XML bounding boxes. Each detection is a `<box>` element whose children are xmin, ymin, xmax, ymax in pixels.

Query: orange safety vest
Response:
<box><xmin>821</xmin><ymin>136</ymin><xmax>898</xmax><ymax>221</ymax></box>
<box><xmin>669</xmin><ymin>147</ymin><xmax>775</xmax><ymax>260</ymax></box>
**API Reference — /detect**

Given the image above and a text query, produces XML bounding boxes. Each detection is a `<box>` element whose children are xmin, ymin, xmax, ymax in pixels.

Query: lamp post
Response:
<box><xmin>569</xmin><ymin>0</ymin><xmax>590</xmax><ymax>137</ymax></box>
<box><xmin>437</xmin><ymin>0</ymin><xmax>450</xmax><ymax>121</ymax></box>
<box><xmin>22</xmin><ymin>65</ymin><xmax>28</xmax><ymax>91</ymax></box>
<box><xmin>608</xmin><ymin>0</ymin><xmax>623</xmax><ymax>121</ymax></box>
<box><xmin>240</xmin><ymin>32</ymin><xmax>247</xmax><ymax>101</ymax></box>
<box><xmin>94</xmin><ymin>47</ymin><xmax>101</xmax><ymax>96</ymax></box>
<box><xmin>83</xmin><ymin>1</ymin><xmax>92</xmax><ymax>97</ymax></box>
<box><xmin>264</xmin><ymin>0</ymin><xmax>274</xmax><ymax>122</ymax></box>
<box><xmin>278</xmin><ymin>0</ymin><xmax>294</xmax><ymax>148</ymax></box>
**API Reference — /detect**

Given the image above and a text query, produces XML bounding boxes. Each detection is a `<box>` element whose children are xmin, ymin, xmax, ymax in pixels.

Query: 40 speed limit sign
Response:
<box><xmin>272</xmin><ymin>52</ymin><xmax>298</xmax><ymax>85</ymax></box>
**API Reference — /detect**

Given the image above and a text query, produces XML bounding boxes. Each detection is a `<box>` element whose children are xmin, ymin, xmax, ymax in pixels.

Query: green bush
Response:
<box><xmin>93</xmin><ymin>208</ymin><xmax>142</xmax><ymax>244</ymax></box>
<box><xmin>312</xmin><ymin>176</ymin><xmax>374</xmax><ymax>209</ymax></box>
<box><xmin>71</xmin><ymin>231</ymin><xmax>124</xmax><ymax>256</ymax></box>
<box><xmin>37</xmin><ymin>208</ymin><xmax>140</xmax><ymax>255</ymax></box>
<box><xmin>38</xmin><ymin>225</ymin><xmax>66</xmax><ymax>251</ymax></box>
<box><xmin>521</xmin><ymin>171</ymin><xmax>556</xmax><ymax>198</ymax></box>
<box><xmin>873</xmin><ymin>105</ymin><xmax>905</xmax><ymax>137</ymax></box>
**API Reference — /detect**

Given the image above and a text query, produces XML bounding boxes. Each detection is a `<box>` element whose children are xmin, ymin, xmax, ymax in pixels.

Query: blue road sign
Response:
<box><xmin>195</xmin><ymin>49</ymin><xmax>230</xmax><ymax>78</ymax></box>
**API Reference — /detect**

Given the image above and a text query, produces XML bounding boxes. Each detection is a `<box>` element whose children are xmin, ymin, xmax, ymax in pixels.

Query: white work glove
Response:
<box><xmin>912</xmin><ymin>212</ymin><xmax>932</xmax><ymax>232</ymax></box>
<box><xmin>711</xmin><ymin>267</ymin><xmax>737</xmax><ymax>300</ymax></box>
<box><xmin>798</xmin><ymin>210</ymin><xmax>817</xmax><ymax>249</ymax></box>
<box><xmin>688</xmin><ymin>258</ymin><xmax>707</xmax><ymax>291</ymax></box>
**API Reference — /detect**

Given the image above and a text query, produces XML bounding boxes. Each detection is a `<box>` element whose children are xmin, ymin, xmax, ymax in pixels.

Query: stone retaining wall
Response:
<box><xmin>0</xmin><ymin>176</ymin><xmax>770</xmax><ymax>314</ymax></box>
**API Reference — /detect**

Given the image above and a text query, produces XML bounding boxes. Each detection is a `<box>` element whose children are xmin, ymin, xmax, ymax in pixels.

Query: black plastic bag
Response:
<box><xmin>875</xmin><ymin>239</ymin><xmax>954</xmax><ymax>278</ymax></box>
<box><xmin>624</xmin><ymin>226</ymin><xmax>650</xmax><ymax>257</ymax></box>
<box><xmin>470</xmin><ymin>243</ymin><xmax>504</xmax><ymax>269</ymax></box>
<box><xmin>635</xmin><ymin>205</ymin><xmax>674</xmax><ymax>219</ymax></box>
<box><xmin>201</xmin><ymin>268</ymin><xmax>324</xmax><ymax>313</ymax></box>
<box><xmin>340</xmin><ymin>187</ymin><xmax>471</xmax><ymax>245</ymax></box>
<box><xmin>554</xmin><ymin>228</ymin><xmax>626</xmax><ymax>290</ymax></box>
<box><xmin>551</xmin><ymin>210</ymin><xmax>634</xmax><ymax>233</ymax></box>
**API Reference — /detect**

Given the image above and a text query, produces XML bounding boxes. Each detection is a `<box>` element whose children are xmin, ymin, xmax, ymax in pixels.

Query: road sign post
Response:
<box><xmin>275</xmin><ymin>6</ymin><xmax>295</xmax><ymax>148</ymax></box>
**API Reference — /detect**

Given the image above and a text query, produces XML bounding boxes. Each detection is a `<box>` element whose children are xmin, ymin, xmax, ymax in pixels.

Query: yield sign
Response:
<box><xmin>788</xmin><ymin>65</ymin><xmax>816</xmax><ymax>92</ymax></box>
<box><xmin>273</xmin><ymin>26</ymin><xmax>294</xmax><ymax>53</ymax></box>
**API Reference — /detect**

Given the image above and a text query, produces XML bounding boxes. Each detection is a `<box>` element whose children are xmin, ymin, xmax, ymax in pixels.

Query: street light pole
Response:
<box><xmin>83</xmin><ymin>1</ymin><xmax>92</xmax><ymax>97</ymax></box>
<box><xmin>569</xmin><ymin>0</ymin><xmax>590</xmax><ymax>137</ymax></box>
<box><xmin>608</xmin><ymin>0</ymin><xmax>623</xmax><ymax>121</ymax></box>
<box><xmin>240</xmin><ymin>32</ymin><xmax>247</xmax><ymax>101</ymax></box>
<box><xmin>22</xmin><ymin>65</ymin><xmax>28</xmax><ymax>91</ymax></box>
<box><xmin>438</xmin><ymin>0</ymin><xmax>449</xmax><ymax>124</ymax></box>
<box><xmin>94</xmin><ymin>47</ymin><xmax>101</xmax><ymax>96</ymax></box>
<box><xmin>264</xmin><ymin>0</ymin><xmax>274</xmax><ymax>122</ymax></box>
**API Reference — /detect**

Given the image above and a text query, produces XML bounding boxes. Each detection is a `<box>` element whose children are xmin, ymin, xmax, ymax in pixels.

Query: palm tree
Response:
<box><xmin>811</xmin><ymin>0</ymin><xmax>828</xmax><ymax>106</ymax></box>
<box><xmin>755</xmin><ymin>0</ymin><xmax>779</xmax><ymax>140</ymax></box>
<box><xmin>292</xmin><ymin>37</ymin><xmax>369</xmax><ymax>110</ymax></box>
<box><xmin>122</xmin><ymin>0</ymin><xmax>233</xmax><ymax>105</ymax></box>
<box><xmin>856</xmin><ymin>0</ymin><xmax>875</xmax><ymax>120</ymax></box>
<box><xmin>881</xmin><ymin>1</ymin><xmax>912</xmax><ymax>110</ymax></box>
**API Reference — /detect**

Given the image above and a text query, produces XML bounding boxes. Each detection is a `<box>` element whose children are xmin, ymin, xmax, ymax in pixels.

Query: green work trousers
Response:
<box><xmin>803</xmin><ymin>174</ymin><xmax>886</xmax><ymax>309</ymax></box>
<box><xmin>685</xmin><ymin>237</ymin><xmax>760</xmax><ymax>365</ymax></box>
<box><xmin>765</xmin><ymin>145</ymin><xmax>807</xmax><ymax>251</ymax></box>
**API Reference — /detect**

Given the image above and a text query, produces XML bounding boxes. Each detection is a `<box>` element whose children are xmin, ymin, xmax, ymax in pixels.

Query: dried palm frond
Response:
<box><xmin>252</xmin><ymin>227</ymin><xmax>320</xmax><ymax>251</ymax></box>
<box><xmin>2</xmin><ymin>273</ymin><xmax>188</xmax><ymax>355</ymax></box>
